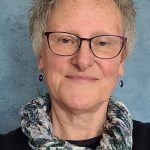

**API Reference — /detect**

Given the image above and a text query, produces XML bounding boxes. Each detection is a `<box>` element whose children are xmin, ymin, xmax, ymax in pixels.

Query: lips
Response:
<box><xmin>65</xmin><ymin>75</ymin><xmax>98</xmax><ymax>81</ymax></box>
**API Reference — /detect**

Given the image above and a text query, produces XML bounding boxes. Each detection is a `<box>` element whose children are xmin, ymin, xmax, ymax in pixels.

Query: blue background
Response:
<box><xmin>0</xmin><ymin>0</ymin><xmax>150</xmax><ymax>133</ymax></box>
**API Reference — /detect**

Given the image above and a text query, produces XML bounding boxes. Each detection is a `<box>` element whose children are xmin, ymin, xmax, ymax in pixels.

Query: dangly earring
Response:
<box><xmin>39</xmin><ymin>73</ymin><xmax>44</xmax><ymax>82</ymax></box>
<box><xmin>119</xmin><ymin>79</ymin><xmax>124</xmax><ymax>88</ymax></box>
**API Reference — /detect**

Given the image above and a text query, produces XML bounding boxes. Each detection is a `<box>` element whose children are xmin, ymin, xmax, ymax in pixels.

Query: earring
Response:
<box><xmin>119</xmin><ymin>79</ymin><xmax>124</xmax><ymax>88</ymax></box>
<box><xmin>39</xmin><ymin>74</ymin><xmax>43</xmax><ymax>82</ymax></box>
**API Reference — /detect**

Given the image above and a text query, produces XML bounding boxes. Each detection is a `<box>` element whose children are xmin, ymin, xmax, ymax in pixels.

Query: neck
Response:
<box><xmin>50</xmin><ymin>100</ymin><xmax>108</xmax><ymax>140</ymax></box>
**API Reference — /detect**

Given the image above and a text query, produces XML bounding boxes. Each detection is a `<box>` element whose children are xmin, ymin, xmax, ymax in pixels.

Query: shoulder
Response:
<box><xmin>0</xmin><ymin>128</ymin><xmax>31</xmax><ymax>150</ymax></box>
<box><xmin>132</xmin><ymin>120</ymin><xmax>150</xmax><ymax>150</ymax></box>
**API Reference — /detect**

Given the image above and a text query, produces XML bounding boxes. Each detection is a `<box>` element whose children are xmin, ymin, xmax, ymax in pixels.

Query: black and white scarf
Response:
<box><xmin>20</xmin><ymin>96</ymin><xmax>133</xmax><ymax>150</ymax></box>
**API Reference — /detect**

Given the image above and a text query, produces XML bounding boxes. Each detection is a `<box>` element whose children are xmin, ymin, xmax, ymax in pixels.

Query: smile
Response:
<box><xmin>65</xmin><ymin>75</ymin><xmax>98</xmax><ymax>83</ymax></box>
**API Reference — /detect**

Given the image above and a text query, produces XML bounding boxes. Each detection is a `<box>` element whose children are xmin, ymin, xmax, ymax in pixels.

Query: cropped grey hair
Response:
<box><xmin>29</xmin><ymin>0</ymin><xmax>136</xmax><ymax>57</ymax></box>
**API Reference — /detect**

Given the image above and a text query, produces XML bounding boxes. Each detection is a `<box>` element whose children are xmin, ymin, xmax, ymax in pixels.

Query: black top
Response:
<box><xmin>67</xmin><ymin>135</ymin><xmax>102</xmax><ymax>149</ymax></box>
<box><xmin>0</xmin><ymin>120</ymin><xmax>150</xmax><ymax>150</ymax></box>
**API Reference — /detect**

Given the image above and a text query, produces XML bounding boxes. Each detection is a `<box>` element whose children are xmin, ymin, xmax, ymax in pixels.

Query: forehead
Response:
<box><xmin>47</xmin><ymin>0</ymin><xmax>123</xmax><ymax>35</ymax></box>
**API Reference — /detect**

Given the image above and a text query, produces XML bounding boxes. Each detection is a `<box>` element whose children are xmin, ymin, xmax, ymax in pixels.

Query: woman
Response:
<box><xmin>1</xmin><ymin>0</ymin><xmax>150</xmax><ymax>150</ymax></box>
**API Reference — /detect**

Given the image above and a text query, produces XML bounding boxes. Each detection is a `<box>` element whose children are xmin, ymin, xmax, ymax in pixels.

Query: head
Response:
<box><xmin>29</xmin><ymin>0</ymin><xmax>136</xmax><ymax>111</ymax></box>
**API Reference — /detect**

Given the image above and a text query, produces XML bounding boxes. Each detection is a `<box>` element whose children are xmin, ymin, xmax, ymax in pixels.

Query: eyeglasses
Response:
<box><xmin>44</xmin><ymin>32</ymin><xmax>127</xmax><ymax>59</ymax></box>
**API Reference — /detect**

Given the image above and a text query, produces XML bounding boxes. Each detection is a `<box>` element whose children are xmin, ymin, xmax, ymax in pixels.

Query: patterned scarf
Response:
<box><xmin>20</xmin><ymin>95</ymin><xmax>133</xmax><ymax>150</ymax></box>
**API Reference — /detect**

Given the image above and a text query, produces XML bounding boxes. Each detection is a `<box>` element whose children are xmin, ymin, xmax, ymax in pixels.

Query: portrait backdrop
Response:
<box><xmin>0</xmin><ymin>0</ymin><xmax>150</xmax><ymax>133</ymax></box>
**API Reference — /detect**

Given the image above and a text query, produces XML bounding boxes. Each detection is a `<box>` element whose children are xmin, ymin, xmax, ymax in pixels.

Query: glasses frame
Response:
<box><xmin>44</xmin><ymin>31</ymin><xmax>127</xmax><ymax>59</ymax></box>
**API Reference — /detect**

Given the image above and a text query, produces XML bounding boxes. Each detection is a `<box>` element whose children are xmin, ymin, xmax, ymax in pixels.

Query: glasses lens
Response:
<box><xmin>91</xmin><ymin>35</ymin><xmax>123</xmax><ymax>58</ymax></box>
<box><xmin>48</xmin><ymin>33</ymin><xmax>79</xmax><ymax>55</ymax></box>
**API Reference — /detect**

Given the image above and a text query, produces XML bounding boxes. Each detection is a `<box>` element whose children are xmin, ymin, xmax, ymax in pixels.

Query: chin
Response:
<box><xmin>61</xmin><ymin>95</ymin><xmax>105</xmax><ymax>112</ymax></box>
<box><xmin>68</xmin><ymin>99</ymin><xmax>90</xmax><ymax>110</ymax></box>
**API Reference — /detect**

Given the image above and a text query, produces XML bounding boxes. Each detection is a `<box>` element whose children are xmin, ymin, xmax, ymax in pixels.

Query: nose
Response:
<box><xmin>71</xmin><ymin>41</ymin><xmax>94</xmax><ymax>71</ymax></box>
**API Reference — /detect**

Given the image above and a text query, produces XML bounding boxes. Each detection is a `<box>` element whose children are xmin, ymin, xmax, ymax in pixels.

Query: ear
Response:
<box><xmin>119</xmin><ymin>61</ymin><xmax>124</xmax><ymax>77</ymax></box>
<box><xmin>38</xmin><ymin>50</ymin><xmax>44</xmax><ymax>71</ymax></box>
<box><xmin>121</xmin><ymin>44</ymin><xmax>128</xmax><ymax>62</ymax></box>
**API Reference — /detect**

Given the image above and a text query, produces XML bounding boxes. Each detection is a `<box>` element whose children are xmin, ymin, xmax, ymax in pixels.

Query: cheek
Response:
<box><xmin>44</xmin><ymin>51</ymin><xmax>65</xmax><ymax>76</ymax></box>
<box><xmin>96</xmin><ymin>59</ymin><xmax>122</xmax><ymax>93</ymax></box>
<box><xmin>43</xmin><ymin>55</ymin><xmax>68</xmax><ymax>96</ymax></box>
<box><xmin>95</xmin><ymin>60</ymin><xmax>122</xmax><ymax>100</ymax></box>
<box><xmin>99</xmin><ymin>60</ymin><xmax>121</xmax><ymax>78</ymax></box>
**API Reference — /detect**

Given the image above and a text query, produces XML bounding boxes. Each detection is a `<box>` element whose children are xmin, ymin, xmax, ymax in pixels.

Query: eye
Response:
<box><xmin>58</xmin><ymin>36</ymin><xmax>75</xmax><ymax>45</ymax></box>
<box><xmin>95</xmin><ymin>41</ymin><xmax>111</xmax><ymax>47</ymax></box>
<box><xmin>98</xmin><ymin>41</ymin><xmax>109</xmax><ymax>46</ymax></box>
<box><xmin>93</xmin><ymin>36</ymin><xmax>112</xmax><ymax>47</ymax></box>
<box><xmin>61</xmin><ymin>38</ymin><xmax>71</xmax><ymax>43</ymax></box>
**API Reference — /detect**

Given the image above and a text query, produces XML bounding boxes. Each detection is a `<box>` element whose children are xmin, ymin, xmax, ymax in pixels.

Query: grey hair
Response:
<box><xmin>29</xmin><ymin>0</ymin><xmax>136</xmax><ymax>57</ymax></box>
<box><xmin>29</xmin><ymin>0</ymin><xmax>57</xmax><ymax>56</ymax></box>
<box><xmin>114</xmin><ymin>0</ymin><xmax>136</xmax><ymax>58</ymax></box>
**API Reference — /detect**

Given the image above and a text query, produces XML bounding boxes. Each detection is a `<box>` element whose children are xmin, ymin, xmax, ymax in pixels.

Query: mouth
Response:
<box><xmin>65</xmin><ymin>75</ymin><xmax>98</xmax><ymax>82</ymax></box>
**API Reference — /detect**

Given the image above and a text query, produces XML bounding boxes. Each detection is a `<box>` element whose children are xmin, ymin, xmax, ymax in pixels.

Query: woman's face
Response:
<box><xmin>39</xmin><ymin>0</ymin><xmax>125</xmax><ymax>111</ymax></box>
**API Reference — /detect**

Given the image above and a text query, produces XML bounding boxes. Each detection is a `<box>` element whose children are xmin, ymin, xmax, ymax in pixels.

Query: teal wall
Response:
<box><xmin>0</xmin><ymin>0</ymin><xmax>150</xmax><ymax>133</ymax></box>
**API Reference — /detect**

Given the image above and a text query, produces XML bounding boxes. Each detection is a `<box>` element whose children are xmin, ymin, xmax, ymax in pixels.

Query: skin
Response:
<box><xmin>38</xmin><ymin>0</ymin><xmax>125</xmax><ymax>140</ymax></box>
